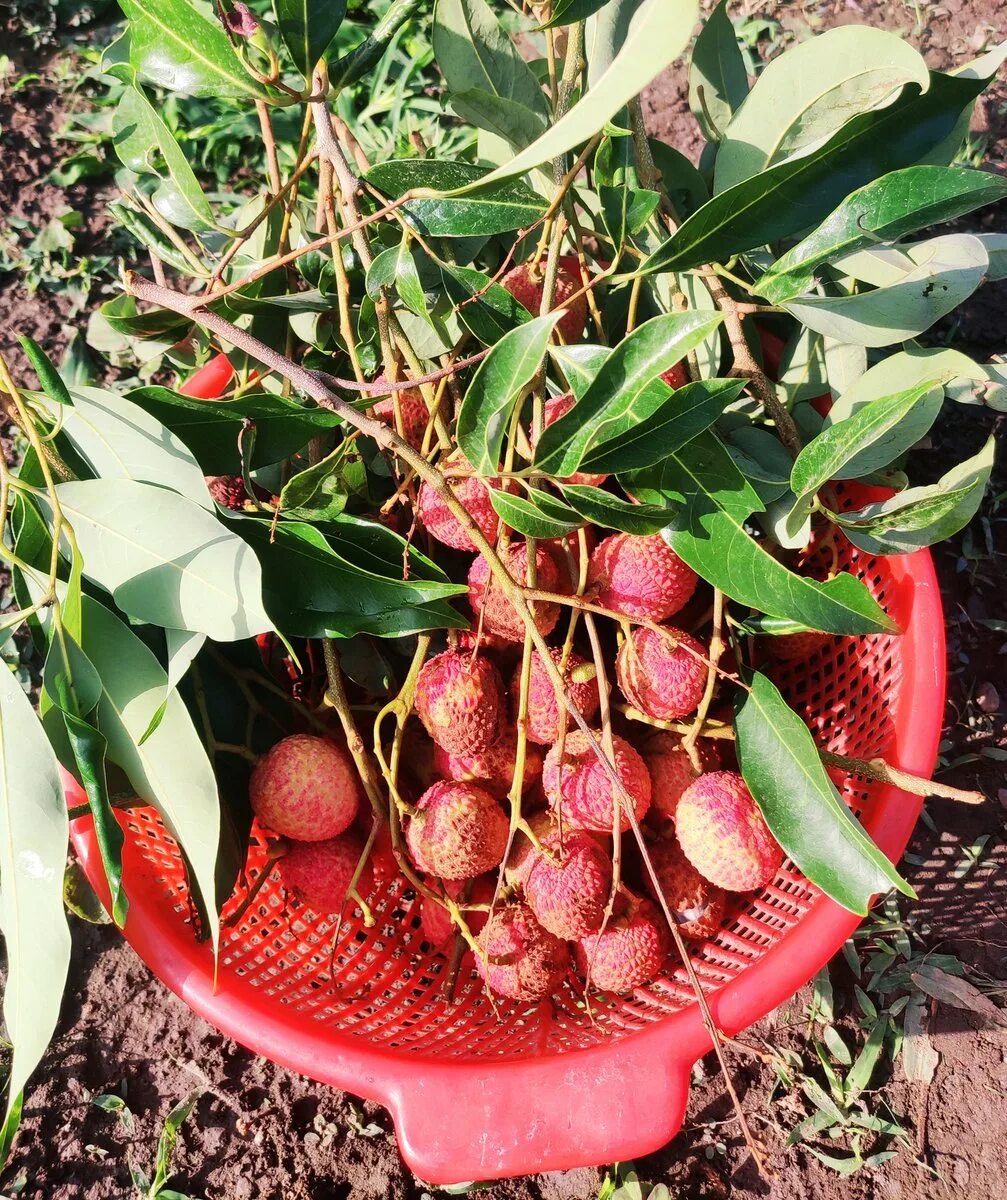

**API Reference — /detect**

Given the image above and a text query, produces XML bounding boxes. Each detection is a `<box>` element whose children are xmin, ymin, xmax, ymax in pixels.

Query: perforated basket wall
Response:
<box><xmin>68</xmin><ymin>494</ymin><xmax>945</xmax><ymax>1183</ymax></box>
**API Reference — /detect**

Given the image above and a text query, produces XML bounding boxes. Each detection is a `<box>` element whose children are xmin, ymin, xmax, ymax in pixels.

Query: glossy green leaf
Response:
<box><xmin>826</xmin><ymin>345</ymin><xmax>987</xmax><ymax>424</ymax></box>
<box><xmin>755</xmin><ymin>166</ymin><xmax>1007</xmax><ymax>302</ymax></box>
<box><xmin>450</xmin><ymin>89</ymin><xmax>548</xmax><ymax>151</ymax></box>
<box><xmin>535</xmin><ymin>312</ymin><xmax>723</xmax><ymax>477</ymax></box>
<box><xmin>978</xmin><ymin>233</ymin><xmax>1007</xmax><ymax>280</ymax></box>
<box><xmin>540</xmin><ymin>0</ymin><xmax>610</xmax><ymax>28</ymax></box>
<box><xmin>549</xmin><ymin>344</ymin><xmax>612</xmax><ymax>400</ymax></box>
<box><xmin>278</xmin><ymin>444</ymin><xmax>353</xmax><ymax>522</ymax></box>
<box><xmin>561</xmin><ymin>484</ymin><xmax>676</xmax><ymax>535</ymax></box>
<box><xmin>0</xmin><ymin>662</ymin><xmax>71</xmax><ymax>1128</ymax></box>
<box><xmin>273</xmin><ymin>0</ymin><xmax>346</xmax><ymax>78</ymax></box>
<box><xmin>650</xmin><ymin>140</ymin><xmax>709</xmax><ymax>219</ymax></box>
<box><xmin>441</xmin><ymin>264</ymin><xmax>533</xmax><ymax>346</ymax></box>
<box><xmin>18</xmin><ymin>336</ymin><xmax>73</xmax><ymax>407</ymax></box>
<box><xmin>99</xmin><ymin>294</ymin><xmax>190</xmax><ymax>339</ymax></box>
<box><xmin>735</xmin><ymin>671</ymin><xmax>911</xmax><ymax>914</ymax></box>
<box><xmin>715</xmin><ymin>27</ymin><xmax>929</xmax><ymax>192</ymax></box>
<box><xmin>457</xmin><ymin>313</ymin><xmax>561</xmax><ymax>475</ymax></box>
<box><xmin>689</xmin><ymin>0</ymin><xmax>748</xmax><ymax>143</ymax></box>
<box><xmin>489</xmin><ymin>488</ymin><xmax>582</xmax><ymax>539</ymax></box>
<box><xmin>138</xmin><ymin>628</ymin><xmax>206</xmax><ymax>746</ymax></box>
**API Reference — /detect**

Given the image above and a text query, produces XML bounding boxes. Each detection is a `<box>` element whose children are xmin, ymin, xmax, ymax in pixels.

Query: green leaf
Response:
<box><xmin>457</xmin><ymin>313</ymin><xmax>560</xmax><ymax>474</ymax></box>
<box><xmin>450</xmin><ymin>89</ymin><xmax>548</xmax><ymax>151</ymax></box>
<box><xmin>640</xmin><ymin>69</ymin><xmax>991</xmax><ymax>274</ymax></box>
<box><xmin>138</xmin><ymin>628</ymin><xmax>207</xmax><ymax>746</ymax></box>
<box><xmin>845</xmin><ymin>1017</ymin><xmax>889</xmax><ymax>1100</ymax></box>
<box><xmin>734</xmin><ymin>671</ymin><xmax>912</xmax><ymax>915</ymax></box>
<box><xmin>365</xmin><ymin>159</ymin><xmax>547</xmax><ymax>237</ymax></box>
<box><xmin>978</xmin><ymin>232</ymin><xmax>1007</xmax><ymax>281</ymax></box>
<box><xmin>783</xmin><ymin>233</ymin><xmax>988</xmax><ymax>347</ymax></box>
<box><xmin>152</xmin><ymin>1091</ymin><xmax>201</xmax><ymax>1196</ymax></box>
<box><xmin>689</xmin><ymin>0</ymin><xmax>749</xmax><ymax>143</ymax></box>
<box><xmin>98</xmin><ymin>294</ymin><xmax>190</xmax><ymax>340</ymax></box>
<box><xmin>450</xmin><ymin>0</ymin><xmax>699</xmax><ymax>190</ymax></box>
<box><xmin>755</xmin><ymin>166</ymin><xmax>1007</xmax><ymax>302</ymax></box>
<box><xmin>278</xmin><ymin>445</ymin><xmax>352</xmax><ymax>522</ymax></box>
<box><xmin>273</xmin><ymin>0</ymin><xmax>346</xmax><ymax>79</ymax></box>
<box><xmin>534</xmin><ymin>311</ymin><xmax>723</xmax><ymax>477</ymax></box>
<box><xmin>561</xmin><ymin>484</ymin><xmax>676</xmax><ymax>535</ymax></box>
<box><xmin>18</xmin><ymin>336</ymin><xmax>73</xmax><ymax>407</ymax></box>
<box><xmin>112</xmin><ymin>85</ymin><xmax>216</xmax><ymax>233</ymax></box>
<box><xmin>826</xmin><ymin>345</ymin><xmax>987</xmax><ymax>424</ymax></box>
<box><xmin>50</xmin><ymin>480</ymin><xmax>273</xmax><ymax>641</ymax></box>
<box><xmin>392</xmin><ymin>238</ymin><xmax>431</xmax><ymax>320</ymax></box>
<box><xmin>549</xmin><ymin>343</ymin><xmax>612</xmax><ymax>399</ymax></box>
<box><xmin>600</xmin><ymin>183</ymin><xmax>661</xmax><ymax>251</ymax></box>
<box><xmin>540</xmin><ymin>0</ymin><xmax>609</xmax><ymax>27</ymax></box>
<box><xmin>117</xmin><ymin>0</ymin><xmax>279</xmax><ymax>101</ymax></box>
<box><xmin>489</xmin><ymin>488</ymin><xmax>582</xmax><ymax>539</ymax></box>
<box><xmin>441</xmin><ymin>264</ymin><xmax>533</xmax><ymax>346</ymax></box>
<box><xmin>0</xmin><ymin>662</ymin><xmax>71</xmax><ymax>1127</ymax></box>
<box><xmin>715</xmin><ymin>26</ymin><xmax>929</xmax><ymax>192</ymax></box>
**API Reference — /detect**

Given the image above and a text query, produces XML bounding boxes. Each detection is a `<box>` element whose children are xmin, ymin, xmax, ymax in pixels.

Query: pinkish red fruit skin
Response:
<box><xmin>370</xmin><ymin>378</ymin><xmax>429</xmax><ymax>450</ymax></box>
<box><xmin>516</xmin><ymin>648</ymin><xmax>600</xmax><ymax>745</ymax></box>
<box><xmin>542</xmin><ymin>730</ymin><xmax>651</xmax><ymax>833</ymax></box>
<box><xmin>432</xmin><ymin>727</ymin><xmax>543</xmax><ymax>800</ymax></box>
<box><xmin>616</xmin><ymin>625</ymin><xmax>707</xmax><ymax>721</ymax></box>
<box><xmin>476</xmin><ymin>903</ymin><xmax>570</xmax><ymax>1002</ymax></box>
<box><xmin>643</xmin><ymin>836</ymin><xmax>727</xmax><ymax>940</ymax></box>
<box><xmin>660</xmin><ymin>362</ymin><xmax>689</xmax><ymax>390</ymax></box>
<box><xmin>279</xmin><ymin>832</ymin><xmax>371</xmax><ymax>915</ymax></box>
<box><xmin>420</xmin><ymin>874</ymin><xmax>494</xmax><ymax>953</ymax></box>
<box><xmin>587</xmin><ymin>533</ymin><xmax>698</xmax><ymax>623</ymax></box>
<box><xmin>206</xmin><ymin>474</ymin><xmax>247</xmax><ymax>511</ymax></box>
<box><xmin>417</xmin><ymin>466</ymin><xmax>505</xmax><ymax>553</ymax></box>
<box><xmin>769</xmin><ymin>631</ymin><xmax>830</xmax><ymax>662</ymax></box>
<box><xmin>500</xmin><ymin>255</ymin><xmax>587</xmax><ymax>344</ymax></box>
<box><xmin>676</xmin><ymin>771</ymin><xmax>784</xmax><ymax>892</ymax></box>
<box><xmin>414</xmin><ymin>650</ymin><xmax>504</xmax><ymax>756</ymax></box>
<box><xmin>523</xmin><ymin>830</ymin><xmax>613</xmax><ymax>940</ymax></box>
<box><xmin>642</xmin><ymin>732</ymin><xmax>720</xmax><ymax>825</ymax></box>
<box><xmin>250</xmin><ymin>734</ymin><xmax>360</xmax><ymax>841</ymax></box>
<box><xmin>539</xmin><ymin>394</ymin><xmax>607</xmax><ymax>487</ymax></box>
<box><xmin>468</xmin><ymin>542</ymin><xmax>561</xmax><ymax>642</ymax></box>
<box><xmin>573</xmin><ymin>899</ymin><xmax>669</xmax><ymax>993</ymax></box>
<box><xmin>406</xmin><ymin>780</ymin><xmax>509</xmax><ymax>880</ymax></box>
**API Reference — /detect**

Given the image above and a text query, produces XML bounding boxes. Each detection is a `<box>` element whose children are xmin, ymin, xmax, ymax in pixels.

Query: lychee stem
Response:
<box><xmin>617</xmin><ymin>705</ymin><xmax>735</xmax><ymax>739</ymax></box>
<box><xmin>819</xmin><ymin>752</ymin><xmax>985</xmax><ymax>806</ymax></box>
<box><xmin>681</xmin><ymin>587</ymin><xmax>725</xmax><ymax>769</ymax></box>
<box><xmin>321</xmin><ymin>639</ymin><xmax>386</xmax><ymax>823</ymax></box>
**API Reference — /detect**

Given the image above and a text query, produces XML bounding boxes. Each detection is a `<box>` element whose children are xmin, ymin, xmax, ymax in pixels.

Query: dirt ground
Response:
<box><xmin>1</xmin><ymin>3</ymin><xmax>1005</xmax><ymax>1198</ymax></box>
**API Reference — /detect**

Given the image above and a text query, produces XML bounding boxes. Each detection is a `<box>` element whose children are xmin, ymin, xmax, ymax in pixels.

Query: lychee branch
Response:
<box><xmin>818</xmin><ymin>751</ymin><xmax>985</xmax><ymax>806</ymax></box>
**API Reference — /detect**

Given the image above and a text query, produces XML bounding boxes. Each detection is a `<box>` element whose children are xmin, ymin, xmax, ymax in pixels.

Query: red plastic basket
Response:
<box><xmin>66</xmin><ymin>498</ymin><xmax>945</xmax><ymax>1184</ymax></box>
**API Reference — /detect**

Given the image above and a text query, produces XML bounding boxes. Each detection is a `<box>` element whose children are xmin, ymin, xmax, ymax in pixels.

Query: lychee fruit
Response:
<box><xmin>542</xmin><ymin>525</ymin><xmax>596</xmax><ymax>593</ymax></box>
<box><xmin>416</xmin><ymin>456</ymin><xmax>507</xmax><ymax>552</ymax></box>
<box><xmin>522</xmin><ymin>828</ymin><xmax>613</xmax><ymax>940</ymax></box>
<box><xmin>660</xmin><ymin>362</ymin><xmax>689</xmax><ymax>390</ymax></box>
<box><xmin>475</xmin><ymin>902</ymin><xmax>570</xmax><ymax>1002</ymax></box>
<box><xmin>468</xmin><ymin>541</ymin><xmax>561</xmax><ymax>642</ymax></box>
<box><xmin>433</xmin><ymin>726</ymin><xmax>543</xmax><ymax>799</ymax></box>
<box><xmin>413</xmin><ymin>650</ymin><xmax>504</xmax><ymax>756</ymax></box>
<box><xmin>250</xmin><ymin>734</ymin><xmax>360</xmax><ymax>841</ymax></box>
<box><xmin>642</xmin><ymin>836</ymin><xmax>727</xmax><ymax>941</ymax></box>
<box><xmin>206</xmin><ymin>474</ymin><xmax>248</xmax><ymax>511</ymax></box>
<box><xmin>420</xmin><ymin>874</ymin><xmax>495</xmax><ymax>953</ymax></box>
<box><xmin>768</xmin><ymin>630</ymin><xmax>831</xmax><ymax>662</ymax></box>
<box><xmin>542</xmin><ymin>730</ymin><xmax>651</xmax><ymax>833</ymax></box>
<box><xmin>370</xmin><ymin>377</ymin><xmax>430</xmax><ymax>449</ymax></box>
<box><xmin>406</xmin><ymin>780</ymin><xmax>509</xmax><ymax>880</ymax></box>
<box><xmin>616</xmin><ymin>625</ymin><xmax>707</xmax><ymax>721</ymax></box>
<box><xmin>515</xmin><ymin>647</ymin><xmax>600</xmax><ymax>746</ymax></box>
<box><xmin>641</xmin><ymin>731</ymin><xmax>720</xmax><ymax>825</ymax></box>
<box><xmin>573</xmin><ymin>898</ymin><xmax>669</xmax><ymax>993</ymax></box>
<box><xmin>279</xmin><ymin>832</ymin><xmax>371</xmax><ymax>915</ymax></box>
<box><xmin>587</xmin><ymin>533</ymin><xmax>698</xmax><ymax>623</ymax></box>
<box><xmin>675</xmin><ymin>770</ymin><xmax>783</xmax><ymax>892</ymax></box>
<box><xmin>537</xmin><ymin>393</ymin><xmax>607</xmax><ymax>487</ymax></box>
<box><xmin>500</xmin><ymin>254</ymin><xmax>587</xmax><ymax>344</ymax></box>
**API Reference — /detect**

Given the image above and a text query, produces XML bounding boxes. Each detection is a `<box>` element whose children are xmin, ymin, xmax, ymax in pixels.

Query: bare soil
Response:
<box><xmin>1</xmin><ymin>3</ymin><xmax>1006</xmax><ymax>1198</ymax></box>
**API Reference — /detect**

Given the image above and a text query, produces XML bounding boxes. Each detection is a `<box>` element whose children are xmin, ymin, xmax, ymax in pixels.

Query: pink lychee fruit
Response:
<box><xmin>587</xmin><ymin>533</ymin><xmax>697</xmax><ymax>623</ymax></box>
<box><xmin>573</xmin><ymin>897</ymin><xmax>669</xmax><ymax>993</ymax></box>
<box><xmin>413</xmin><ymin>649</ymin><xmax>504</xmax><ymax>756</ymax></box>
<box><xmin>433</xmin><ymin>725</ymin><xmax>543</xmax><ymax>800</ymax></box>
<box><xmin>660</xmin><ymin>362</ymin><xmax>689</xmax><ymax>390</ymax></box>
<box><xmin>537</xmin><ymin>393</ymin><xmax>607</xmax><ymax>487</ymax></box>
<box><xmin>642</xmin><ymin>835</ymin><xmax>727</xmax><ymax>941</ymax></box>
<box><xmin>420</xmin><ymin>874</ymin><xmax>495</xmax><ymax>953</ymax></box>
<box><xmin>250</xmin><ymin>734</ymin><xmax>360</xmax><ymax>841</ymax></box>
<box><xmin>416</xmin><ymin>456</ymin><xmax>508</xmax><ymax>552</ymax></box>
<box><xmin>279</xmin><ymin>832</ymin><xmax>372</xmax><ymax>915</ymax></box>
<box><xmin>370</xmin><ymin>377</ymin><xmax>430</xmax><ymax>450</ymax></box>
<box><xmin>675</xmin><ymin>770</ymin><xmax>783</xmax><ymax>892</ymax></box>
<box><xmin>521</xmin><ymin>828</ymin><xmax>613</xmax><ymax>940</ymax></box>
<box><xmin>406</xmin><ymin>780</ymin><xmax>509</xmax><ymax>880</ymax></box>
<box><xmin>768</xmin><ymin>630</ymin><xmax>831</xmax><ymax>662</ymax></box>
<box><xmin>641</xmin><ymin>731</ymin><xmax>720</xmax><ymax>825</ymax></box>
<box><xmin>475</xmin><ymin>902</ymin><xmax>570</xmax><ymax>1002</ymax></box>
<box><xmin>616</xmin><ymin>625</ymin><xmax>707</xmax><ymax>721</ymax></box>
<box><xmin>206</xmin><ymin>474</ymin><xmax>248</xmax><ymax>511</ymax></box>
<box><xmin>468</xmin><ymin>541</ymin><xmax>561</xmax><ymax>642</ymax></box>
<box><xmin>500</xmin><ymin>254</ymin><xmax>587</xmax><ymax>344</ymax></box>
<box><xmin>515</xmin><ymin>647</ymin><xmax>600</xmax><ymax>745</ymax></box>
<box><xmin>542</xmin><ymin>730</ymin><xmax>651</xmax><ymax>833</ymax></box>
<box><xmin>541</xmin><ymin>525</ymin><xmax>596</xmax><ymax>593</ymax></box>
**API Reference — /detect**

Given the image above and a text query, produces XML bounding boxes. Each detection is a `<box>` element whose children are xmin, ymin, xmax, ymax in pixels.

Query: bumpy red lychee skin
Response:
<box><xmin>643</xmin><ymin>836</ymin><xmax>727</xmax><ymax>941</ymax></box>
<box><xmin>416</xmin><ymin>466</ymin><xmax>505</xmax><ymax>553</ymax></box>
<box><xmin>523</xmin><ymin>830</ymin><xmax>613</xmax><ymax>940</ymax></box>
<box><xmin>420</xmin><ymin>874</ymin><xmax>494</xmax><ymax>953</ymax></box>
<box><xmin>206</xmin><ymin>474</ymin><xmax>247</xmax><ymax>511</ymax></box>
<box><xmin>500</xmin><ymin>255</ymin><xmax>587</xmax><ymax>344</ymax></box>
<box><xmin>370</xmin><ymin>377</ymin><xmax>430</xmax><ymax>450</ymax></box>
<box><xmin>476</xmin><ymin>903</ymin><xmax>570</xmax><ymax>1002</ymax></box>
<box><xmin>641</xmin><ymin>732</ymin><xmax>720</xmax><ymax>825</ymax></box>
<box><xmin>406</xmin><ymin>780</ymin><xmax>509</xmax><ymax>880</ymax></box>
<box><xmin>616</xmin><ymin>625</ymin><xmax>708</xmax><ymax>721</ymax></box>
<box><xmin>432</xmin><ymin>726</ymin><xmax>544</xmax><ymax>800</ymax></box>
<box><xmin>279</xmin><ymin>832</ymin><xmax>372</xmax><ymax>915</ymax></box>
<box><xmin>660</xmin><ymin>362</ymin><xmax>689</xmax><ymax>390</ymax></box>
<box><xmin>516</xmin><ymin>648</ymin><xmax>600</xmax><ymax>746</ymax></box>
<box><xmin>414</xmin><ymin>650</ymin><xmax>504</xmax><ymax>756</ymax></box>
<box><xmin>676</xmin><ymin>771</ymin><xmax>784</xmax><ymax>892</ymax></box>
<box><xmin>250</xmin><ymin>734</ymin><xmax>360</xmax><ymax>841</ymax></box>
<box><xmin>574</xmin><ymin>898</ymin><xmax>669</xmax><ymax>993</ymax></box>
<box><xmin>538</xmin><ymin>393</ymin><xmax>607</xmax><ymax>487</ymax></box>
<box><xmin>769</xmin><ymin>631</ymin><xmax>831</xmax><ymax>662</ymax></box>
<box><xmin>468</xmin><ymin>542</ymin><xmax>561</xmax><ymax>642</ymax></box>
<box><xmin>543</xmin><ymin>730</ymin><xmax>651</xmax><ymax>833</ymax></box>
<box><xmin>587</xmin><ymin>533</ymin><xmax>698</xmax><ymax>623</ymax></box>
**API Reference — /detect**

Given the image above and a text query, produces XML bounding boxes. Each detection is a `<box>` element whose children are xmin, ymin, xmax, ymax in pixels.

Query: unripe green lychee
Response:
<box><xmin>250</xmin><ymin>734</ymin><xmax>360</xmax><ymax>841</ymax></box>
<box><xmin>642</xmin><ymin>835</ymin><xmax>727</xmax><ymax>940</ymax></box>
<box><xmin>538</xmin><ymin>393</ymin><xmax>607</xmax><ymax>486</ymax></box>
<box><xmin>414</xmin><ymin>650</ymin><xmax>504</xmax><ymax>756</ymax></box>
<box><xmin>475</xmin><ymin>902</ymin><xmax>570</xmax><ymax>1002</ymax></box>
<box><xmin>640</xmin><ymin>731</ymin><xmax>720</xmax><ymax>825</ymax></box>
<box><xmin>406</xmin><ymin>780</ymin><xmax>509</xmax><ymax>880</ymax></box>
<box><xmin>500</xmin><ymin>255</ymin><xmax>587</xmax><ymax>344</ymax></box>
<box><xmin>432</xmin><ymin>725</ymin><xmax>544</xmax><ymax>799</ymax></box>
<box><xmin>370</xmin><ymin>377</ymin><xmax>430</xmax><ymax>449</ymax></box>
<box><xmin>522</xmin><ymin>828</ymin><xmax>612</xmax><ymax>940</ymax></box>
<box><xmin>279</xmin><ymin>832</ymin><xmax>371</xmax><ymax>914</ymax></box>
<box><xmin>675</xmin><ymin>771</ymin><xmax>783</xmax><ymax>892</ymax></box>
<box><xmin>616</xmin><ymin>625</ymin><xmax>707</xmax><ymax>721</ymax></box>
<box><xmin>416</xmin><ymin>456</ymin><xmax>507</xmax><ymax>552</ymax></box>
<box><xmin>587</xmin><ymin>533</ymin><xmax>697</xmax><ymax>623</ymax></box>
<box><xmin>468</xmin><ymin>542</ymin><xmax>561</xmax><ymax>642</ymax></box>
<box><xmin>514</xmin><ymin>647</ymin><xmax>600</xmax><ymax>746</ymax></box>
<box><xmin>542</xmin><ymin>730</ymin><xmax>651</xmax><ymax>833</ymax></box>
<box><xmin>573</xmin><ymin>897</ymin><xmax>668</xmax><ymax>993</ymax></box>
<box><xmin>420</xmin><ymin>874</ymin><xmax>494</xmax><ymax>953</ymax></box>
